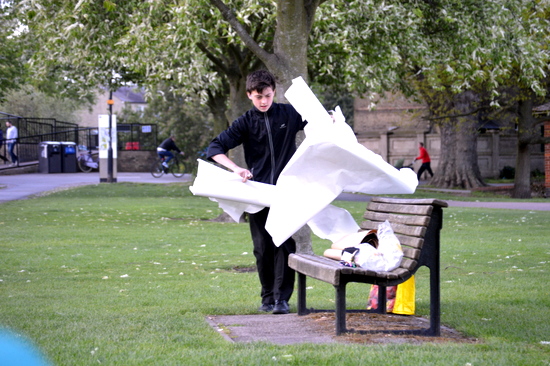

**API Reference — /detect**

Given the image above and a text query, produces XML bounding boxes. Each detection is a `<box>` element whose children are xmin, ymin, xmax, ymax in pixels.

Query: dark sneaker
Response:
<box><xmin>258</xmin><ymin>303</ymin><xmax>274</xmax><ymax>312</ymax></box>
<box><xmin>272</xmin><ymin>300</ymin><xmax>289</xmax><ymax>314</ymax></box>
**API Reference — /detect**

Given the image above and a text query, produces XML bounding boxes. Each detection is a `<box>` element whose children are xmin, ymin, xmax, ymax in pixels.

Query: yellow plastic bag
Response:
<box><xmin>392</xmin><ymin>276</ymin><xmax>415</xmax><ymax>315</ymax></box>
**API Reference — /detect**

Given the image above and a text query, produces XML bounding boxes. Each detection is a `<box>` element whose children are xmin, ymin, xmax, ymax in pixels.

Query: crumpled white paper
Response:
<box><xmin>190</xmin><ymin>77</ymin><xmax>417</xmax><ymax>246</ymax></box>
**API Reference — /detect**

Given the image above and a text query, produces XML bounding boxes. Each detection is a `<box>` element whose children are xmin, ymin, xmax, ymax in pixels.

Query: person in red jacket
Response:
<box><xmin>415</xmin><ymin>142</ymin><xmax>434</xmax><ymax>180</ymax></box>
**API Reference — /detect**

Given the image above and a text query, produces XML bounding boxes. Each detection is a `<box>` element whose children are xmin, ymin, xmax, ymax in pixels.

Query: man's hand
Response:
<box><xmin>211</xmin><ymin>153</ymin><xmax>252</xmax><ymax>182</ymax></box>
<box><xmin>234</xmin><ymin>166</ymin><xmax>253</xmax><ymax>182</ymax></box>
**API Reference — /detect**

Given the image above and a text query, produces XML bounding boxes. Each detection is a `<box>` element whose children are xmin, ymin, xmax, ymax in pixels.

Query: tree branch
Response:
<box><xmin>528</xmin><ymin>135</ymin><xmax>550</xmax><ymax>145</ymax></box>
<box><xmin>423</xmin><ymin>105</ymin><xmax>486</xmax><ymax>121</ymax></box>
<box><xmin>208</xmin><ymin>0</ymin><xmax>273</xmax><ymax>65</ymax></box>
<box><xmin>196</xmin><ymin>42</ymin><xmax>229</xmax><ymax>75</ymax></box>
<box><xmin>304</xmin><ymin>0</ymin><xmax>323</xmax><ymax>33</ymax></box>
<box><xmin>533</xmin><ymin>113</ymin><xmax>550</xmax><ymax>125</ymax></box>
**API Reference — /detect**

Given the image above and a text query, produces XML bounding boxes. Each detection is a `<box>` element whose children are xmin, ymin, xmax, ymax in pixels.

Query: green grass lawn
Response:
<box><xmin>0</xmin><ymin>183</ymin><xmax>549</xmax><ymax>365</ymax></box>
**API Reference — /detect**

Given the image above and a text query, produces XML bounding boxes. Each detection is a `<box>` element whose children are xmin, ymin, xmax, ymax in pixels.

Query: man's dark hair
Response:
<box><xmin>246</xmin><ymin>70</ymin><xmax>276</xmax><ymax>93</ymax></box>
<box><xmin>419</xmin><ymin>142</ymin><xmax>424</xmax><ymax>147</ymax></box>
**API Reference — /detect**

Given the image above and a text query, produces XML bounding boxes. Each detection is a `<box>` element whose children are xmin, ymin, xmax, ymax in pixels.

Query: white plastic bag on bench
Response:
<box><xmin>354</xmin><ymin>220</ymin><xmax>403</xmax><ymax>272</ymax></box>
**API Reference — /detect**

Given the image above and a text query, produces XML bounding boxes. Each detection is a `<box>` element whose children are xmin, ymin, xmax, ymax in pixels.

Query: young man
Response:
<box><xmin>415</xmin><ymin>142</ymin><xmax>434</xmax><ymax>180</ymax></box>
<box><xmin>157</xmin><ymin>136</ymin><xmax>184</xmax><ymax>170</ymax></box>
<box><xmin>207</xmin><ymin>70</ymin><xmax>307</xmax><ymax>314</ymax></box>
<box><xmin>5</xmin><ymin>121</ymin><xmax>18</xmax><ymax>165</ymax></box>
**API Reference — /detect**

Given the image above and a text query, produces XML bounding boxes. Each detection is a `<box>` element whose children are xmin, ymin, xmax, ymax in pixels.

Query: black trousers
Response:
<box><xmin>417</xmin><ymin>162</ymin><xmax>434</xmax><ymax>180</ymax></box>
<box><xmin>249</xmin><ymin>207</ymin><xmax>296</xmax><ymax>305</ymax></box>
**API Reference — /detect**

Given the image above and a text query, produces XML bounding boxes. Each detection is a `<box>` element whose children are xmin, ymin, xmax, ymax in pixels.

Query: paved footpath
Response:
<box><xmin>0</xmin><ymin>172</ymin><xmax>192</xmax><ymax>203</ymax></box>
<box><xmin>443</xmin><ymin>199</ymin><xmax>550</xmax><ymax>211</ymax></box>
<box><xmin>1</xmin><ymin>173</ymin><xmax>549</xmax><ymax>211</ymax></box>
<box><xmin>336</xmin><ymin>192</ymin><xmax>550</xmax><ymax>211</ymax></box>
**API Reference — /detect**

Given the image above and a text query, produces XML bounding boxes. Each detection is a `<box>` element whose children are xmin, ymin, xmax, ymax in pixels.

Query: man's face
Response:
<box><xmin>247</xmin><ymin>87</ymin><xmax>275</xmax><ymax>112</ymax></box>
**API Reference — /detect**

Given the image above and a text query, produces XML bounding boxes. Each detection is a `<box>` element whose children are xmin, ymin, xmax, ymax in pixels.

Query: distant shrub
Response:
<box><xmin>500</xmin><ymin>166</ymin><xmax>515</xmax><ymax>179</ymax></box>
<box><xmin>531</xmin><ymin>168</ymin><xmax>545</xmax><ymax>181</ymax></box>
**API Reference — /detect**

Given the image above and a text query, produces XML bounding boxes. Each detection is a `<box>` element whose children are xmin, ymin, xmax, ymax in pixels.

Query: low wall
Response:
<box><xmin>357</xmin><ymin>130</ymin><xmax>544</xmax><ymax>179</ymax></box>
<box><xmin>117</xmin><ymin>150</ymin><xmax>157</xmax><ymax>172</ymax></box>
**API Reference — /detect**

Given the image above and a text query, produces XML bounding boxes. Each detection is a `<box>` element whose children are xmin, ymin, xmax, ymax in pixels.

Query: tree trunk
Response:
<box><xmin>226</xmin><ymin>74</ymin><xmax>250</xmax><ymax>169</ymax></box>
<box><xmin>268</xmin><ymin>0</ymin><xmax>319</xmax><ymax>94</ymax></box>
<box><xmin>429</xmin><ymin>90</ymin><xmax>486</xmax><ymax>189</ymax></box>
<box><xmin>430</xmin><ymin>118</ymin><xmax>457</xmax><ymax>188</ymax></box>
<box><xmin>206</xmin><ymin>90</ymin><xmax>229</xmax><ymax>137</ymax></box>
<box><xmin>512</xmin><ymin>96</ymin><xmax>534</xmax><ymax>198</ymax></box>
<box><xmin>226</xmin><ymin>74</ymin><xmax>250</xmax><ymax>122</ymax></box>
<box><xmin>269</xmin><ymin>1</ymin><xmax>320</xmax><ymax>252</ymax></box>
<box><xmin>513</xmin><ymin>141</ymin><xmax>532</xmax><ymax>198</ymax></box>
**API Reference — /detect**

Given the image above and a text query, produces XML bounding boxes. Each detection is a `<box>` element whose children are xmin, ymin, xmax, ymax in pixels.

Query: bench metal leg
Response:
<box><xmin>335</xmin><ymin>284</ymin><xmax>346</xmax><ymax>335</ymax></box>
<box><xmin>422</xmin><ymin>205</ymin><xmax>443</xmax><ymax>336</ymax></box>
<box><xmin>428</xmin><ymin>261</ymin><xmax>441</xmax><ymax>336</ymax></box>
<box><xmin>297</xmin><ymin>272</ymin><xmax>308</xmax><ymax>315</ymax></box>
<box><xmin>377</xmin><ymin>285</ymin><xmax>387</xmax><ymax>314</ymax></box>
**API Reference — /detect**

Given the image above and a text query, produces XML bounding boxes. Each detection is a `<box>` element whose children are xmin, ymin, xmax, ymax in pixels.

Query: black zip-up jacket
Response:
<box><xmin>207</xmin><ymin>103</ymin><xmax>307</xmax><ymax>185</ymax></box>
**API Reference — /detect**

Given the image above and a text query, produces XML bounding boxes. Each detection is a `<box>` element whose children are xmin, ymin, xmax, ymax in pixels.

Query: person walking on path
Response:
<box><xmin>0</xmin><ymin>128</ymin><xmax>9</xmax><ymax>164</ymax></box>
<box><xmin>157</xmin><ymin>136</ymin><xmax>184</xmax><ymax>171</ymax></box>
<box><xmin>415</xmin><ymin>142</ymin><xmax>434</xmax><ymax>180</ymax></box>
<box><xmin>5</xmin><ymin>121</ymin><xmax>18</xmax><ymax>166</ymax></box>
<box><xmin>207</xmin><ymin>70</ymin><xmax>307</xmax><ymax>315</ymax></box>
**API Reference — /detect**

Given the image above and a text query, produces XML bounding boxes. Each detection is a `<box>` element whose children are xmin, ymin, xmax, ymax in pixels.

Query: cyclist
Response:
<box><xmin>157</xmin><ymin>136</ymin><xmax>184</xmax><ymax>172</ymax></box>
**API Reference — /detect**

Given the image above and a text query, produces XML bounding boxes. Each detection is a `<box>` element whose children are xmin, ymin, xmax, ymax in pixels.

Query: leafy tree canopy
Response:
<box><xmin>0</xmin><ymin>1</ymin><xmax>25</xmax><ymax>101</ymax></box>
<box><xmin>311</xmin><ymin>1</ymin><xmax>550</xmax><ymax>102</ymax></box>
<box><xmin>16</xmin><ymin>1</ymin><xmax>550</xmax><ymax>110</ymax></box>
<box><xmin>0</xmin><ymin>84</ymin><xmax>84</xmax><ymax>121</ymax></box>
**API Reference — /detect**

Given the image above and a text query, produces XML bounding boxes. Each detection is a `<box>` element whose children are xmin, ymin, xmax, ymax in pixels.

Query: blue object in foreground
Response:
<box><xmin>0</xmin><ymin>329</ymin><xmax>50</xmax><ymax>366</ymax></box>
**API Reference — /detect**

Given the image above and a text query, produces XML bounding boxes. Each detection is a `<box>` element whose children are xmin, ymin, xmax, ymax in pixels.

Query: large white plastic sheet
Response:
<box><xmin>190</xmin><ymin>158</ymin><xmax>273</xmax><ymax>222</ymax></box>
<box><xmin>190</xmin><ymin>77</ymin><xmax>417</xmax><ymax>246</ymax></box>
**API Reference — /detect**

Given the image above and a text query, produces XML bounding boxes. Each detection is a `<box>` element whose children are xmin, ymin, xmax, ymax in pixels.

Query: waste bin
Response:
<box><xmin>60</xmin><ymin>142</ymin><xmax>77</xmax><ymax>173</ymax></box>
<box><xmin>38</xmin><ymin>142</ymin><xmax>62</xmax><ymax>173</ymax></box>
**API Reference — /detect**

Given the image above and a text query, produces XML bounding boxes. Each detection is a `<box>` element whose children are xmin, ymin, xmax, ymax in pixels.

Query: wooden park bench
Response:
<box><xmin>288</xmin><ymin>197</ymin><xmax>448</xmax><ymax>336</ymax></box>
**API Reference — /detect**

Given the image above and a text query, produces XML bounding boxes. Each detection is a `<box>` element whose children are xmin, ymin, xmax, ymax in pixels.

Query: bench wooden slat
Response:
<box><xmin>360</xmin><ymin>221</ymin><xmax>427</xmax><ymax>237</ymax></box>
<box><xmin>288</xmin><ymin>254</ymin><xmax>341</xmax><ymax>285</ymax></box>
<box><xmin>371</xmin><ymin>197</ymin><xmax>448</xmax><ymax>208</ymax></box>
<box><xmin>367</xmin><ymin>202</ymin><xmax>434</xmax><ymax>216</ymax></box>
<box><xmin>395</xmin><ymin>235</ymin><xmax>424</xmax><ymax>249</ymax></box>
<box><xmin>399</xmin><ymin>257</ymin><xmax>418</xmax><ymax>271</ymax></box>
<box><xmin>363</xmin><ymin>211</ymin><xmax>431</xmax><ymax>226</ymax></box>
<box><xmin>402</xmin><ymin>247</ymin><xmax>420</xmax><ymax>260</ymax></box>
<box><xmin>289</xmin><ymin>253</ymin><xmax>409</xmax><ymax>283</ymax></box>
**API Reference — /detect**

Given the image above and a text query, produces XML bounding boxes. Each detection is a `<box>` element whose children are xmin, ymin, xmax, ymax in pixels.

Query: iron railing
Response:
<box><xmin>0</xmin><ymin>114</ymin><xmax>158</xmax><ymax>168</ymax></box>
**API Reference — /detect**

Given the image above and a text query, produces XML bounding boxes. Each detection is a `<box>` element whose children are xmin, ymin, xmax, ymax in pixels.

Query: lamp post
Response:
<box><xmin>107</xmin><ymin>91</ymin><xmax>114</xmax><ymax>183</ymax></box>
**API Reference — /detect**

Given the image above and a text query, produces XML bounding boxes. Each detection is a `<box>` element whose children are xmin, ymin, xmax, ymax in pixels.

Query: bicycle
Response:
<box><xmin>151</xmin><ymin>154</ymin><xmax>186</xmax><ymax>178</ymax></box>
<box><xmin>77</xmin><ymin>147</ymin><xmax>99</xmax><ymax>173</ymax></box>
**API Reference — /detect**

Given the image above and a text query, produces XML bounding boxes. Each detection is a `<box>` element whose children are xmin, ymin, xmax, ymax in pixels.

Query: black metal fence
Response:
<box><xmin>116</xmin><ymin>123</ymin><xmax>158</xmax><ymax>152</ymax></box>
<box><xmin>1</xmin><ymin>113</ymin><xmax>158</xmax><ymax>167</ymax></box>
<box><xmin>1</xmin><ymin>117</ymin><xmax>82</xmax><ymax>166</ymax></box>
